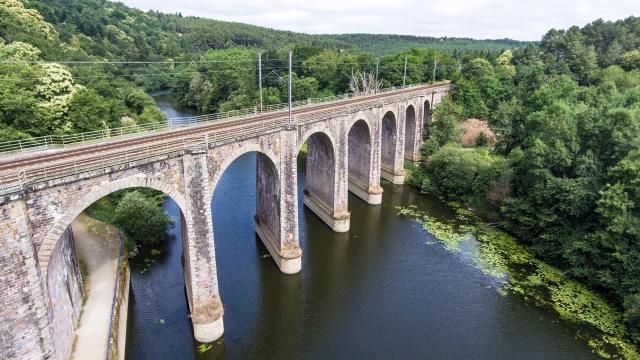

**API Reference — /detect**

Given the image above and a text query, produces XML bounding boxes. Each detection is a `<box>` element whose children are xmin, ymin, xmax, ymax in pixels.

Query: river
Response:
<box><xmin>125</xmin><ymin>94</ymin><xmax>598</xmax><ymax>359</ymax></box>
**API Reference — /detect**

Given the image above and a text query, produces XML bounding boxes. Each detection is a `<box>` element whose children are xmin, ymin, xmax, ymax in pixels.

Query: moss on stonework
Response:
<box><xmin>397</xmin><ymin>204</ymin><xmax>640</xmax><ymax>359</ymax></box>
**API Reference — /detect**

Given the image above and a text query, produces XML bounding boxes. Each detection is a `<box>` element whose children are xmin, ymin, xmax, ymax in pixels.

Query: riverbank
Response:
<box><xmin>397</xmin><ymin>200</ymin><xmax>640</xmax><ymax>359</ymax></box>
<box><xmin>71</xmin><ymin>214</ymin><xmax>119</xmax><ymax>359</ymax></box>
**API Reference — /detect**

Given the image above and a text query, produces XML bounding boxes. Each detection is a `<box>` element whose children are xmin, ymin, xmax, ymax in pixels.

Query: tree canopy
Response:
<box><xmin>411</xmin><ymin>18</ymin><xmax>640</xmax><ymax>348</ymax></box>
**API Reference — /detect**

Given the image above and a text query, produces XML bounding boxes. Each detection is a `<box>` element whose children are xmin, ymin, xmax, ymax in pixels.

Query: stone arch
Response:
<box><xmin>212</xmin><ymin>146</ymin><xmax>281</xmax><ymax>243</ymax></box>
<box><xmin>36</xmin><ymin>174</ymin><xmax>192</xmax><ymax>358</ymax></box>
<box><xmin>302</xmin><ymin>131</ymin><xmax>336</xmax><ymax>209</ymax></box>
<box><xmin>381</xmin><ymin>111</ymin><xmax>397</xmax><ymax>173</ymax></box>
<box><xmin>423</xmin><ymin>99</ymin><xmax>431</xmax><ymax>140</ymax></box>
<box><xmin>298</xmin><ymin>127</ymin><xmax>338</xmax><ymax>154</ymax></box>
<box><xmin>347</xmin><ymin>119</ymin><xmax>372</xmax><ymax>187</ymax></box>
<box><xmin>209</xmin><ymin>144</ymin><xmax>285</xmax><ymax>270</ymax></box>
<box><xmin>404</xmin><ymin>105</ymin><xmax>417</xmax><ymax>160</ymax></box>
<box><xmin>38</xmin><ymin>175</ymin><xmax>187</xmax><ymax>282</ymax></box>
<box><xmin>210</xmin><ymin>143</ymin><xmax>280</xmax><ymax>191</ymax></box>
<box><xmin>345</xmin><ymin>113</ymin><xmax>373</xmax><ymax>134</ymax></box>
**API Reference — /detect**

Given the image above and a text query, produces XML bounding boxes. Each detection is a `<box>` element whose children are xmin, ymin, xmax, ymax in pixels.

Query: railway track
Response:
<box><xmin>0</xmin><ymin>83</ymin><xmax>451</xmax><ymax>194</ymax></box>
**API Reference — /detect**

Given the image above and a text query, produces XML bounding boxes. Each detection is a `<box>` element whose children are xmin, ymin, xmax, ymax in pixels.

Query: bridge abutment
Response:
<box><xmin>182</xmin><ymin>148</ymin><xmax>224</xmax><ymax>343</ymax></box>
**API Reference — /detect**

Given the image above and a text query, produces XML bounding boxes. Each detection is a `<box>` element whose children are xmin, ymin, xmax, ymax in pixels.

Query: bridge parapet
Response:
<box><xmin>0</xmin><ymin>83</ymin><xmax>452</xmax><ymax>198</ymax></box>
<box><xmin>0</xmin><ymin>81</ymin><xmax>453</xmax><ymax>359</ymax></box>
<box><xmin>0</xmin><ymin>82</ymin><xmax>451</xmax><ymax>156</ymax></box>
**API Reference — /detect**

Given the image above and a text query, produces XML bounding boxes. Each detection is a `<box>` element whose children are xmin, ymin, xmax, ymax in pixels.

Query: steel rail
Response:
<box><xmin>0</xmin><ymin>83</ymin><xmax>450</xmax><ymax>176</ymax></box>
<box><xmin>0</xmin><ymin>82</ymin><xmax>449</xmax><ymax>172</ymax></box>
<box><xmin>0</xmin><ymin>83</ymin><xmax>452</xmax><ymax>196</ymax></box>
<box><xmin>0</xmin><ymin>82</ymin><xmax>438</xmax><ymax>155</ymax></box>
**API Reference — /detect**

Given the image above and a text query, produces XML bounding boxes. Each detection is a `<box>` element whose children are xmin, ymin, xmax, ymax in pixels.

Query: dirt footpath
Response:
<box><xmin>71</xmin><ymin>214</ymin><xmax>120</xmax><ymax>360</ymax></box>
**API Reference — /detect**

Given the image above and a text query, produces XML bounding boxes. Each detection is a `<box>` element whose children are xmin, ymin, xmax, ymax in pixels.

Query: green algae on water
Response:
<box><xmin>396</xmin><ymin>204</ymin><xmax>640</xmax><ymax>359</ymax></box>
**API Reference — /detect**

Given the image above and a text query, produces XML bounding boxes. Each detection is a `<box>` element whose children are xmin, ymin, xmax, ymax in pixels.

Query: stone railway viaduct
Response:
<box><xmin>0</xmin><ymin>83</ymin><xmax>452</xmax><ymax>359</ymax></box>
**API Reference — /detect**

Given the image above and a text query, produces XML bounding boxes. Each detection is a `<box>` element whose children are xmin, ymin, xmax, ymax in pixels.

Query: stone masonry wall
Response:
<box><xmin>347</xmin><ymin>120</ymin><xmax>371</xmax><ymax>184</ymax></box>
<box><xmin>381</xmin><ymin>111</ymin><xmax>397</xmax><ymax>171</ymax></box>
<box><xmin>27</xmin><ymin>156</ymin><xmax>187</xmax><ymax>284</ymax></box>
<box><xmin>182</xmin><ymin>148</ymin><xmax>223</xmax><ymax>338</ymax></box>
<box><xmin>46</xmin><ymin>226</ymin><xmax>82</xmax><ymax>360</ymax></box>
<box><xmin>256</xmin><ymin>153</ymin><xmax>281</xmax><ymax>240</ymax></box>
<box><xmin>0</xmin><ymin>198</ymin><xmax>52</xmax><ymax>359</ymax></box>
<box><xmin>306</xmin><ymin>132</ymin><xmax>336</xmax><ymax>208</ymax></box>
<box><xmin>404</xmin><ymin>105</ymin><xmax>417</xmax><ymax>159</ymax></box>
<box><xmin>278</xmin><ymin>127</ymin><xmax>300</xmax><ymax>255</ymax></box>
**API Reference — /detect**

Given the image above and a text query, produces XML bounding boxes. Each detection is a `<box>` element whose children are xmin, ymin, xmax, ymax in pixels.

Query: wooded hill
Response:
<box><xmin>12</xmin><ymin>0</ymin><xmax>526</xmax><ymax>61</ymax></box>
<box><xmin>329</xmin><ymin>34</ymin><xmax>528</xmax><ymax>54</ymax></box>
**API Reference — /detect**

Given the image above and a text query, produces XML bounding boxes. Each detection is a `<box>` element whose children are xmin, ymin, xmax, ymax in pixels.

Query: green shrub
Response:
<box><xmin>114</xmin><ymin>190</ymin><xmax>173</xmax><ymax>249</ymax></box>
<box><xmin>417</xmin><ymin>145</ymin><xmax>511</xmax><ymax>210</ymax></box>
<box><xmin>424</xmin><ymin>145</ymin><xmax>490</xmax><ymax>198</ymax></box>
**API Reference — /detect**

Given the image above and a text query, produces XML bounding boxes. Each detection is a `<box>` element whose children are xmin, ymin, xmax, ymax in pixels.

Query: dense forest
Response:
<box><xmin>2</xmin><ymin>0</ymin><xmax>640</xmax><ymax>356</ymax></box>
<box><xmin>411</xmin><ymin>15</ymin><xmax>640</xmax><ymax>349</ymax></box>
<box><xmin>0</xmin><ymin>0</ymin><xmax>524</xmax><ymax>141</ymax></box>
<box><xmin>330</xmin><ymin>34</ymin><xmax>528</xmax><ymax>54</ymax></box>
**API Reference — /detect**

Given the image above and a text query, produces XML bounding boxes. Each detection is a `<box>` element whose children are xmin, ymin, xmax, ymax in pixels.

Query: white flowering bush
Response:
<box><xmin>0</xmin><ymin>0</ymin><xmax>58</xmax><ymax>40</ymax></box>
<box><xmin>35</xmin><ymin>63</ymin><xmax>83</xmax><ymax>132</ymax></box>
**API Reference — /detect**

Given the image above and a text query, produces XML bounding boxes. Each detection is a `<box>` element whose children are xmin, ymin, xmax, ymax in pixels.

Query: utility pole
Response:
<box><xmin>288</xmin><ymin>50</ymin><xmax>292</xmax><ymax>125</ymax></box>
<box><xmin>402</xmin><ymin>57</ymin><xmax>407</xmax><ymax>93</ymax></box>
<box><xmin>258</xmin><ymin>51</ymin><xmax>263</xmax><ymax>112</ymax></box>
<box><xmin>432</xmin><ymin>57</ymin><xmax>437</xmax><ymax>84</ymax></box>
<box><xmin>375</xmin><ymin>58</ymin><xmax>379</xmax><ymax>94</ymax></box>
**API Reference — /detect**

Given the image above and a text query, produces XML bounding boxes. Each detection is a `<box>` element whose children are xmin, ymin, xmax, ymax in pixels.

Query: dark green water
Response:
<box><xmin>152</xmin><ymin>91</ymin><xmax>201</xmax><ymax>121</ymax></box>
<box><xmin>124</xmin><ymin>96</ymin><xmax>598</xmax><ymax>359</ymax></box>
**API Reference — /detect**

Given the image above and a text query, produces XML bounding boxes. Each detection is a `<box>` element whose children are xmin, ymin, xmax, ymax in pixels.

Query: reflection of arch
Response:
<box><xmin>303</xmin><ymin>131</ymin><xmax>336</xmax><ymax>208</ymax></box>
<box><xmin>381</xmin><ymin>111</ymin><xmax>397</xmax><ymax>172</ymax></box>
<box><xmin>39</xmin><ymin>175</ymin><xmax>187</xmax><ymax>282</ymax></box>
<box><xmin>348</xmin><ymin>119</ymin><xmax>372</xmax><ymax>185</ymax></box>
<box><xmin>404</xmin><ymin>105</ymin><xmax>416</xmax><ymax>160</ymax></box>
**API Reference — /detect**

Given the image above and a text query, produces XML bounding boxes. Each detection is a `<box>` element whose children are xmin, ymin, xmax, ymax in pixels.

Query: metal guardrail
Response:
<box><xmin>0</xmin><ymin>82</ymin><xmax>439</xmax><ymax>155</ymax></box>
<box><xmin>0</xmin><ymin>83</ymin><xmax>452</xmax><ymax>196</ymax></box>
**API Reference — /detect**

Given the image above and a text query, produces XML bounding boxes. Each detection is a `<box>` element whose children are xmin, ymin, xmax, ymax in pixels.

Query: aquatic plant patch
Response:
<box><xmin>397</xmin><ymin>204</ymin><xmax>640</xmax><ymax>359</ymax></box>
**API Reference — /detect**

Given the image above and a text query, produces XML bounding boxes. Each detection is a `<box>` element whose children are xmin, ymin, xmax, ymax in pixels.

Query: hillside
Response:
<box><xmin>329</xmin><ymin>34</ymin><xmax>529</xmax><ymax>54</ymax></box>
<box><xmin>16</xmin><ymin>0</ymin><xmax>350</xmax><ymax>61</ymax></box>
<box><xmin>10</xmin><ymin>0</ymin><xmax>527</xmax><ymax>61</ymax></box>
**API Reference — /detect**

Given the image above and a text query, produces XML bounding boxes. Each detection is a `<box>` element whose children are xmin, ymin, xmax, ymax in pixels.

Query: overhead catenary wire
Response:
<box><xmin>0</xmin><ymin>59</ymin><xmax>401</xmax><ymax>67</ymax></box>
<box><xmin>0</xmin><ymin>66</ymin><xmax>260</xmax><ymax>81</ymax></box>
<box><xmin>0</xmin><ymin>52</ymin><xmax>412</xmax><ymax>84</ymax></box>
<box><xmin>0</xmin><ymin>65</ymin><xmax>409</xmax><ymax>82</ymax></box>
<box><xmin>0</xmin><ymin>58</ymin><xmax>287</xmax><ymax>65</ymax></box>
